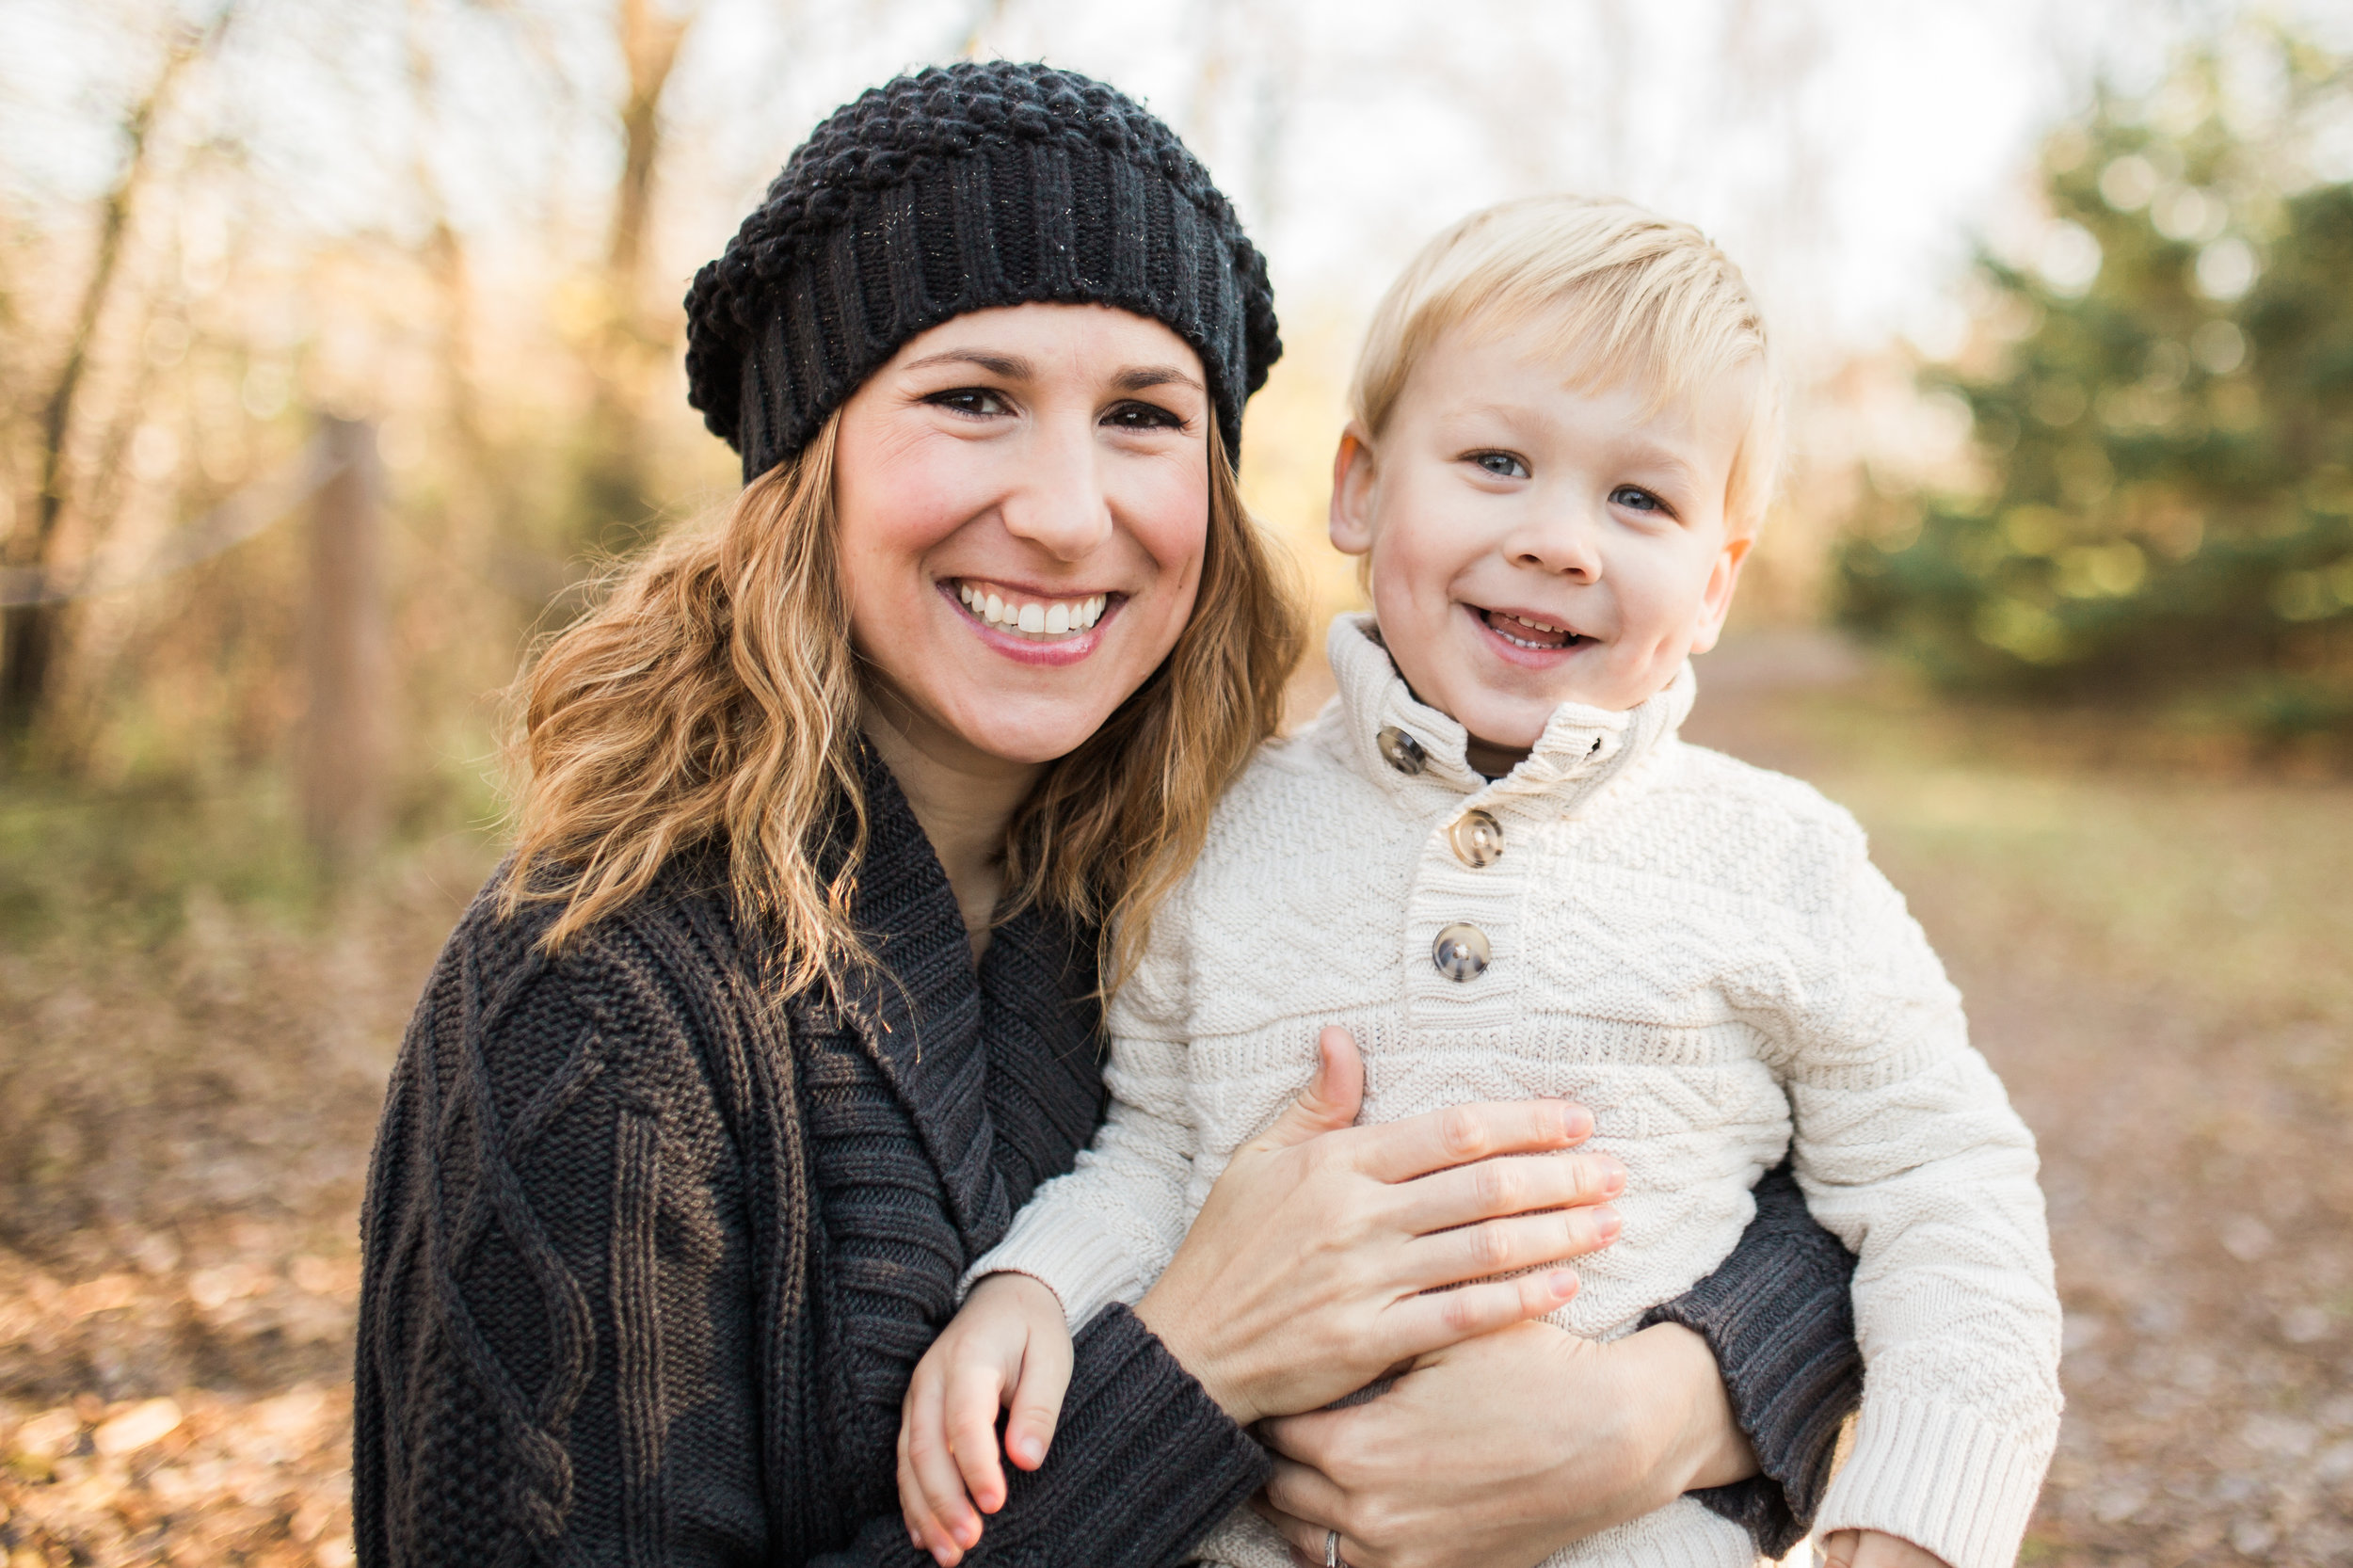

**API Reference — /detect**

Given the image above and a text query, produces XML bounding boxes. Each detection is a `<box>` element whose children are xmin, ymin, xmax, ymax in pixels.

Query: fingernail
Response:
<box><xmin>1548</xmin><ymin>1269</ymin><xmax>1579</xmax><ymax>1299</ymax></box>
<box><xmin>1558</xmin><ymin>1102</ymin><xmax>1593</xmax><ymax>1139</ymax></box>
<box><xmin>1593</xmin><ymin>1203</ymin><xmax>1623</xmax><ymax>1240</ymax></box>
<box><xmin>1602</xmin><ymin>1164</ymin><xmax>1626</xmax><ymax>1198</ymax></box>
<box><xmin>1013</xmin><ymin>1434</ymin><xmax>1042</xmax><ymax>1465</ymax></box>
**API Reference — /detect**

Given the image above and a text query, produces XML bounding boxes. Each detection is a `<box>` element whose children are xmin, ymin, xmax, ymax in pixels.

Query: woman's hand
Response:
<box><xmin>1132</xmin><ymin>1027</ymin><xmax>1626</xmax><ymax>1427</ymax></box>
<box><xmin>1251</xmin><ymin>1319</ymin><xmax>1757</xmax><ymax>1568</ymax></box>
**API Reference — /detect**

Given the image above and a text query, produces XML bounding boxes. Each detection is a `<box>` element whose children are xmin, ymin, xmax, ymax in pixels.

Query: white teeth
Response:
<box><xmin>958</xmin><ymin>582</ymin><xmax>1107</xmax><ymax>638</ymax></box>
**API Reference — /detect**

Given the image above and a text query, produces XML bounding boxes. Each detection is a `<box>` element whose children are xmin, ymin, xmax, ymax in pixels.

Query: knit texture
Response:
<box><xmin>683</xmin><ymin>60</ymin><xmax>1281</xmax><ymax>481</ymax></box>
<box><xmin>1641</xmin><ymin>1165</ymin><xmax>1865</xmax><ymax>1552</ymax></box>
<box><xmin>352</xmin><ymin>751</ymin><xmax>1271</xmax><ymax>1567</ymax></box>
<box><xmin>974</xmin><ymin>616</ymin><xmax>2063</xmax><ymax>1568</ymax></box>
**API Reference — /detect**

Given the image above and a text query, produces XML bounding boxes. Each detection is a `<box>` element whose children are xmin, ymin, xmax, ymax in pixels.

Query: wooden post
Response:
<box><xmin>300</xmin><ymin>415</ymin><xmax>387</xmax><ymax>873</ymax></box>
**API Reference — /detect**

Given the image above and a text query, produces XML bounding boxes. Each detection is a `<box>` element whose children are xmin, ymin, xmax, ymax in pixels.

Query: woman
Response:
<box><xmin>354</xmin><ymin>61</ymin><xmax>1860</xmax><ymax>1568</ymax></box>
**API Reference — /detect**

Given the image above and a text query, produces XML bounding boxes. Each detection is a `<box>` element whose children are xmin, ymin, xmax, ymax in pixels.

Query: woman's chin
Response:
<box><xmin>936</xmin><ymin>703</ymin><xmax>1121</xmax><ymax>769</ymax></box>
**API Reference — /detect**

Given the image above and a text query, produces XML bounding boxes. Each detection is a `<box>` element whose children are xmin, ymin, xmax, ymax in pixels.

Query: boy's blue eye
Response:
<box><xmin>1470</xmin><ymin>451</ymin><xmax>1529</xmax><ymax>479</ymax></box>
<box><xmin>1611</xmin><ymin>485</ymin><xmax>1665</xmax><ymax>512</ymax></box>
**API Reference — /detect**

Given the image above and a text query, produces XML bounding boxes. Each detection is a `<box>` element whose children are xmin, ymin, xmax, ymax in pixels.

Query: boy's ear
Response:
<box><xmin>1328</xmin><ymin>423</ymin><xmax>1379</xmax><ymax>556</ymax></box>
<box><xmin>1688</xmin><ymin>533</ymin><xmax>1754</xmax><ymax>656</ymax></box>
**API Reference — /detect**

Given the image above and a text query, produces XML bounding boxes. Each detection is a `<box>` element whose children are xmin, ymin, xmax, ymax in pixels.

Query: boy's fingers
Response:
<box><xmin>896</xmin><ymin>1426</ymin><xmax>924</xmax><ymax>1548</ymax></box>
<box><xmin>1384</xmin><ymin>1267</ymin><xmax>1581</xmax><ymax>1360</ymax></box>
<box><xmin>1004</xmin><ymin>1322</ymin><xmax>1075</xmax><ymax>1469</ymax></box>
<box><xmin>898</xmin><ymin>1381</ymin><xmax>946</xmax><ymax>1558</ymax></box>
<box><xmin>945</xmin><ymin>1360</ymin><xmax>1013</xmax><ymax>1511</ymax></box>
<box><xmin>905</xmin><ymin>1387</ymin><xmax>984</xmax><ymax>1550</ymax></box>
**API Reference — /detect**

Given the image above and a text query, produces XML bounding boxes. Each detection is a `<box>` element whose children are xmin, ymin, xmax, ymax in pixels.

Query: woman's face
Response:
<box><xmin>834</xmin><ymin>303</ymin><xmax>1212</xmax><ymax>768</ymax></box>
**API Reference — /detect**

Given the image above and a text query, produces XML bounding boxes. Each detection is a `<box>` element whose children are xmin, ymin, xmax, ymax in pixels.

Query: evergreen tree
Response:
<box><xmin>1839</xmin><ymin>29</ymin><xmax>2353</xmax><ymax>735</ymax></box>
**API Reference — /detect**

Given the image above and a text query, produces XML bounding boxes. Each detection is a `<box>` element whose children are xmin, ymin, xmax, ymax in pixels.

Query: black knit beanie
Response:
<box><xmin>683</xmin><ymin>61</ymin><xmax>1281</xmax><ymax>483</ymax></box>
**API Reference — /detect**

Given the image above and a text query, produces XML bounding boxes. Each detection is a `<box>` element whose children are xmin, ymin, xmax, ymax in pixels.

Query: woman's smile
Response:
<box><xmin>834</xmin><ymin>304</ymin><xmax>1210</xmax><ymax>766</ymax></box>
<box><xmin>936</xmin><ymin>578</ymin><xmax>1125</xmax><ymax>667</ymax></box>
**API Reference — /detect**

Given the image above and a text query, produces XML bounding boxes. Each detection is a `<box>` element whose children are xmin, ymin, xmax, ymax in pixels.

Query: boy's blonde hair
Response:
<box><xmin>1350</xmin><ymin>195</ymin><xmax>1783</xmax><ymax>537</ymax></box>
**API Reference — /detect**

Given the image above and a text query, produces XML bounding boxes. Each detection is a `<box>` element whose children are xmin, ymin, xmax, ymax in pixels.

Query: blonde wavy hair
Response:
<box><xmin>1352</xmin><ymin>194</ymin><xmax>1783</xmax><ymax>538</ymax></box>
<box><xmin>502</xmin><ymin>413</ymin><xmax>1304</xmax><ymax>994</ymax></box>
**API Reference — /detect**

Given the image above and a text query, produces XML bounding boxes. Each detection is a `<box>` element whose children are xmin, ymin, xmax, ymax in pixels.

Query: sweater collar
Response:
<box><xmin>1327</xmin><ymin>611</ymin><xmax>1695</xmax><ymax>817</ymax></box>
<box><xmin>828</xmin><ymin>739</ymin><xmax>1101</xmax><ymax>1252</ymax></box>
<box><xmin>825</xmin><ymin>744</ymin><xmax>1015</xmax><ymax>1249</ymax></box>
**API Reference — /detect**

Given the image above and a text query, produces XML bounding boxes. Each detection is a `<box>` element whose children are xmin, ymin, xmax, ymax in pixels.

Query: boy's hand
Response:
<box><xmin>897</xmin><ymin>1271</ymin><xmax>1073</xmax><ymax>1566</ymax></box>
<box><xmin>1821</xmin><ymin>1529</ymin><xmax>1951</xmax><ymax>1568</ymax></box>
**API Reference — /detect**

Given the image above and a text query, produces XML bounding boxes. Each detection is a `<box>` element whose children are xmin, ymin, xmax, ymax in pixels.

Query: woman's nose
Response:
<box><xmin>999</xmin><ymin>416</ymin><xmax>1115</xmax><ymax>561</ymax></box>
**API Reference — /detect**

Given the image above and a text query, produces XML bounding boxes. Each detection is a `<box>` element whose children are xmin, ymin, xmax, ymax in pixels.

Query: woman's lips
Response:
<box><xmin>941</xmin><ymin>579</ymin><xmax>1123</xmax><ymax>666</ymax></box>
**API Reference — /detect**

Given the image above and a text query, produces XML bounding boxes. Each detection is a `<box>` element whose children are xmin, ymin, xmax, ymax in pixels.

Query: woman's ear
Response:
<box><xmin>1328</xmin><ymin>423</ymin><xmax>1379</xmax><ymax>556</ymax></box>
<box><xmin>1687</xmin><ymin>532</ymin><xmax>1755</xmax><ymax>656</ymax></box>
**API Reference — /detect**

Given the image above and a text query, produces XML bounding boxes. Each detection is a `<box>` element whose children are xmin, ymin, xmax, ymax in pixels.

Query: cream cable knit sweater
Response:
<box><xmin>975</xmin><ymin>616</ymin><xmax>2061</xmax><ymax>1568</ymax></box>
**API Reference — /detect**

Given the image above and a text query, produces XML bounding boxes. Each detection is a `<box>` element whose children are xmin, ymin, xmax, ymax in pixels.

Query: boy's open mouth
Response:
<box><xmin>1475</xmin><ymin>606</ymin><xmax>1593</xmax><ymax>651</ymax></box>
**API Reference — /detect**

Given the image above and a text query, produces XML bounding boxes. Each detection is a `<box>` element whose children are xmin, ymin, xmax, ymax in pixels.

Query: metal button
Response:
<box><xmin>1449</xmin><ymin>809</ymin><xmax>1503</xmax><ymax>868</ymax></box>
<box><xmin>1432</xmin><ymin>922</ymin><xmax>1491</xmax><ymax>982</ymax></box>
<box><xmin>1377</xmin><ymin>726</ymin><xmax>1428</xmax><ymax>776</ymax></box>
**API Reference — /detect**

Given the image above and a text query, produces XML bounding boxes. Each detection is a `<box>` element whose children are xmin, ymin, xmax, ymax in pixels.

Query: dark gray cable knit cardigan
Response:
<box><xmin>354</xmin><ymin>755</ymin><xmax>1861</xmax><ymax>1566</ymax></box>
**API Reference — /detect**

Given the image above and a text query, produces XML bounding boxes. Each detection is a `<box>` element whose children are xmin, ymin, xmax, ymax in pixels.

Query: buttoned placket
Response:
<box><xmin>1324</xmin><ymin>615</ymin><xmax>1691</xmax><ymax>1035</ymax></box>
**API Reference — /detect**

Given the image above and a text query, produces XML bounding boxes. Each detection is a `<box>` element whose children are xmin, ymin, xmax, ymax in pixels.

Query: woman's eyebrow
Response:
<box><xmin>902</xmin><ymin>348</ymin><xmax>1032</xmax><ymax>378</ymax></box>
<box><xmin>1113</xmin><ymin>364</ymin><xmax>1205</xmax><ymax>393</ymax></box>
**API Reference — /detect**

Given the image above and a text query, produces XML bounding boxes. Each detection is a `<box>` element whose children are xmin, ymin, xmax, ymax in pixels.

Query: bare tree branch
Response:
<box><xmin>1</xmin><ymin>4</ymin><xmax>235</xmax><ymax>749</ymax></box>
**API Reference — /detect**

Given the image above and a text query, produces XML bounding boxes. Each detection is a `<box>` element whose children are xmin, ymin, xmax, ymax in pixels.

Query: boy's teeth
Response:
<box><xmin>957</xmin><ymin>583</ymin><xmax>1106</xmax><ymax>637</ymax></box>
<box><xmin>1484</xmin><ymin>609</ymin><xmax>1577</xmax><ymax>648</ymax></box>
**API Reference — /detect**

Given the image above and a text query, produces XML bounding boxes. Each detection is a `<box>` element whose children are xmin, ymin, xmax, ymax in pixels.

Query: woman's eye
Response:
<box><xmin>1103</xmin><ymin>400</ymin><xmax>1182</xmax><ymax>430</ymax></box>
<box><xmin>1610</xmin><ymin>485</ymin><xmax>1667</xmax><ymax>513</ymax></box>
<box><xmin>929</xmin><ymin>388</ymin><xmax>1011</xmax><ymax>418</ymax></box>
<box><xmin>1470</xmin><ymin>451</ymin><xmax>1529</xmax><ymax>479</ymax></box>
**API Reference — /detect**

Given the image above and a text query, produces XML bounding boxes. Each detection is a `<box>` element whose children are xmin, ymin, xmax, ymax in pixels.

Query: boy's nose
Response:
<box><xmin>1507</xmin><ymin>507</ymin><xmax>1605</xmax><ymax>580</ymax></box>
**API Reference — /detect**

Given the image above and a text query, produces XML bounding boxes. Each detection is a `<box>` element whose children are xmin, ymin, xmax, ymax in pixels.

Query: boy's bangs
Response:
<box><xmin>1451</xmin><ymin>282</ymin><xmax>1738</xmax><ymax>420</ymax></box>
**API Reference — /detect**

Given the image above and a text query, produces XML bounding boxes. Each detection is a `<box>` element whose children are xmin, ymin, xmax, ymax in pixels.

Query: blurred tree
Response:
<box><xmin>572</xmin><ymin>0</ymin><xmax>698</xmax><ymax>560</ymax></box>
<box><xmin>1838</xmin><ymin>26</ymin><xmax>2353</xmax><ymax>738</ymax></box>
<box><xmin>0</xmin><ymin>12</ymin><xmax>231</xmax><ymax>758</ymax></box>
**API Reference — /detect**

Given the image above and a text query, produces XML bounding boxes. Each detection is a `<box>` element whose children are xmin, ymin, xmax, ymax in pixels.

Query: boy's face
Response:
<box><xmin>1329</xmin><ymin>320</ymin><xmax>1754</xmax><ymax>771</ymax></box>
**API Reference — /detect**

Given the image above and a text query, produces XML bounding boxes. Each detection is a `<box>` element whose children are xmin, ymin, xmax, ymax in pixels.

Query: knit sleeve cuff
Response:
<box><xmin>1640</xmin><ymin>1160</ymin><xmax>1863</xmax><ymax>1555</ymax></box>
<box><xmin>985</xmin><ymin>1304</ymin><xmax>1271</xmax><ymax>1568</ymax></box>
<box><xmin>961</xmin><ymin>1198</ymin><xmax>1146</xmax><ymax>1331</ymax></box>
<box><xmin>1814</xmin><ymin>1396</ymin><xmax>2057</xmax><ymax>1568</ymax></box>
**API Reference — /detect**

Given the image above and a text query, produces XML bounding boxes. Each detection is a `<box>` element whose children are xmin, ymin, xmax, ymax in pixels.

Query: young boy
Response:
<box><xmin>898</xmin><ymin>196</ymin><xmax>2061</xmax><ymax>1568</ymax></box>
